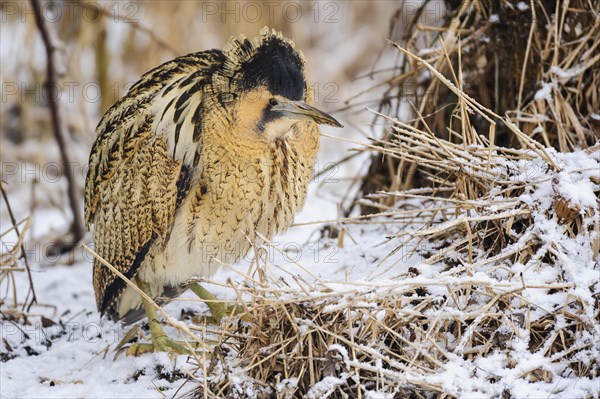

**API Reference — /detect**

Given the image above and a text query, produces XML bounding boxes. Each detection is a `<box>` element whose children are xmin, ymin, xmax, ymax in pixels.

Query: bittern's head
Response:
<box><xmin>214</xmin><ymin>28</ymin><xmax>342</xmax><ymax>141</ymax></box>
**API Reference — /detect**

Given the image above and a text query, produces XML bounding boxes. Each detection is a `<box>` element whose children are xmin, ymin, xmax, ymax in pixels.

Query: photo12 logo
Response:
<box><xmin>2</xmin><ymin>81</ymin><xmax>135</xmax><ymax>105</ymax></box>
<box><xmin>1</xmin><ymin>320</ymin><xmax>124</xmax><ymax>347</ymax></box>
<box><xmin>200</xmin><ymin>1</ymin><xmax>339</xmax><ymax>24</ymax></box>
<box><xmin>1</xmin><ymin>1</ymin><xmax>139</xmax><ymax>24</ymax></box>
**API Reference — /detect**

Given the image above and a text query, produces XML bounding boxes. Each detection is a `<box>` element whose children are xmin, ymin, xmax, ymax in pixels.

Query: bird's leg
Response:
<box><xmin>126</xmin><ymin>278</ymin><xmax>192</xmax><ymax>356</ymax></box>
<box><xmin>188</xmin><ymin>283</ymin><xmax>247</xmax><ymax>324</ymax></box>
<box><xmin>188</xmin><ymin>283</ymin><xmax>226</xmax><ymax>324</ymax></box>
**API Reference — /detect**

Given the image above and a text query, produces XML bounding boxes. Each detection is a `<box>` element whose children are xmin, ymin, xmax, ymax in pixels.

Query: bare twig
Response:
<box><xmin>30</xmin><ymin>0</ymin><xmax>84</xmax><ymax>252</ymax></box>
<box><xmin>92</xmin><ymin>3</ymin><xmax>180</xmax><ymax>55</ymax></box>
<box><xmin>0</xmin><ymin>181</ymin><xmax>36</xmax><ymax>313</ymax></box>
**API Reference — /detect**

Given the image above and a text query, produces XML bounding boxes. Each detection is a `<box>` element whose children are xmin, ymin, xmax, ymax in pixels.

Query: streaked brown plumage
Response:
<box><xmin>85</xmin><ymin>27</ymin><xmax>341</xmax><ymax>345</ymax></box>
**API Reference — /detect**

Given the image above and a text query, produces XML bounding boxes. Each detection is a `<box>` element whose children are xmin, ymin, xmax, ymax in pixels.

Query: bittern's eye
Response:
<box><xmin>269</xmin><ymin>98</ymin><xmax>279</xmax><ymax>107</ymax></box>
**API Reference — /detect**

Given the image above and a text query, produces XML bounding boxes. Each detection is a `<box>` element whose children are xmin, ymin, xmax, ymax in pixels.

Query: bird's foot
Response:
<box><xmin>206</xmin><ymin>303</ymin><xmax>250</xmax><ymax>325</ymax></box>
<box><xmin>188</xmin><ymin>283</ymin><xmax>250</xmax><ymax>324</ymax></box>
<box><xmin>192</xmin><ymin>304</ymin><xmax>249</xmax><ymax>325</ymax></box>
<box><xmin>125</xmin><ymin>336</ymin><xmax>200</xmax><ymax>357</ymax></box>
<box><xmin>120</xmin><ymin>278</ymin><xmax>207</xmax><ymax>358</ymax></box>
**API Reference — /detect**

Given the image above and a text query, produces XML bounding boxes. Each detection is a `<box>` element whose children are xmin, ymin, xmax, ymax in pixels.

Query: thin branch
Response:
<box><xmin>0</xmin><ymin>181</ymin><xmax>36</xmax><ymax>313</ymax></box>
<box><xmin>93</xmin><ymin>3</ymin><xmax>179</xmax><ymax>55</ymax></box>
<box><xmin>30</xmin><ymin>0</ymin><xmax>84</xmax><ymax>251</ymax></box>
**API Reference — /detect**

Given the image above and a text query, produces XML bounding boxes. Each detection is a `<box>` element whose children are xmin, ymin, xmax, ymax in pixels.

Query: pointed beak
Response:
<box><xmin>272</xmin><ymin>101</ymin><xmax>343</xmax><ymax>128</ymax></box>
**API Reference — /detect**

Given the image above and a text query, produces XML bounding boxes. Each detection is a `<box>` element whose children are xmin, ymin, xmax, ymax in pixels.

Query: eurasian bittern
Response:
<box><xmin>85</xmin><ymin>28</ymin><xmax>341</xmax><ymax>354</ymax></box>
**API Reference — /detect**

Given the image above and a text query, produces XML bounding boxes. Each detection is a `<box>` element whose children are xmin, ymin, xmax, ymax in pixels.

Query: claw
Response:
<box><xmin>125</xmin><ymin>343</ymin><xmax>156</xmax><ymax>357</ymax></box>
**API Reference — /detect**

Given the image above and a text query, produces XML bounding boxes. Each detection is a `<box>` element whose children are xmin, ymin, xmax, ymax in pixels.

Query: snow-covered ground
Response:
<box><xmin>2</xmin><ymin>142</ymin><xmax>599</xmax><ymax>398</ymax></box>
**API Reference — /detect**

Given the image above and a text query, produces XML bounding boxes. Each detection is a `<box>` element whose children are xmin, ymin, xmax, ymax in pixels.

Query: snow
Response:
<box><xmin>304</xmin><ymin>375</ymin><xmax>347</xmax><ymax>399</ymax></box>
<box><xmin>534</xmin><ymin>82</ymin><xmax>555</xmax><ymax>101</ymax></box>
<box><xmin>549</xmin><ymin>65</ymin><xmax>586</xmax><ymax>82</ymax></box>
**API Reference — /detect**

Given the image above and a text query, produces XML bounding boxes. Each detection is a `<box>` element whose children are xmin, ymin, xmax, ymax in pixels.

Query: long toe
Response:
<box><xmin>125</xmin><ymin>343</ymin><xmax>156</xmax><ymax>356</ymax></box>
<box><xmin>125</xmin><ymin>338</ymin><xmax>200</xmax><ymax>357</ymax></box>
<box><xmin>153</xmin><ymin>337</ymin><xmax>192</xmax><ymax>355</ymax></box>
